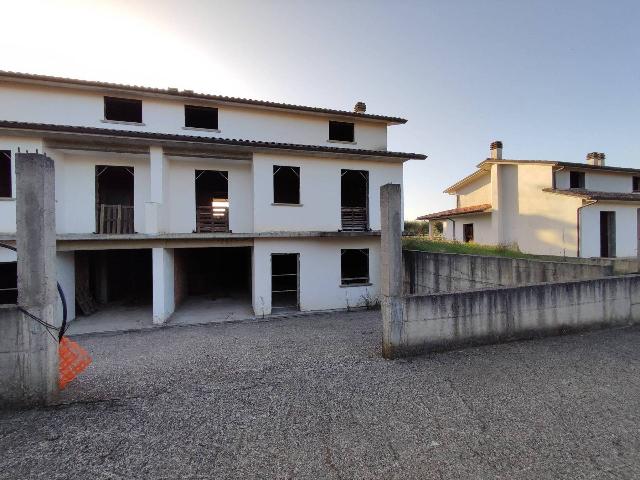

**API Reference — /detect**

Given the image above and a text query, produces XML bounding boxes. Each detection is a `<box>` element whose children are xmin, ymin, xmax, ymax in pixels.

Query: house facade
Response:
<box><xmin>418</xmin><ymin>141</ymin><xmax>640</xmax><ymax>258</ymax></box>
<box><xmin>0</xmin><ymin>71</ymin><xmax>425</xmax><ymax>324</ymax></box>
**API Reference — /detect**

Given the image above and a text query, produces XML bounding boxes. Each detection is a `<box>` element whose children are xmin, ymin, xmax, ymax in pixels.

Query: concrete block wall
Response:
<box><xmin>403</xmin><ymin>250</ymin><xmax>614</xmax><ymax>295</ymax></box>
<box><xmin>399</xmin><ymin>274</ymin><xmax>640</xmax><ymax>356</ymax></box>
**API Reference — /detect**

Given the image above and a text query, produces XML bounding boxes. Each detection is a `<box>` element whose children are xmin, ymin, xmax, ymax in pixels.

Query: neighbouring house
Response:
<box><xmin>418</xmin><ymin>141</ymin><xmax>640</xmax><ymax>258</ymax></box>
<box><xmin>0</xmin><ymin>71</ymin><xmax>425</xmax><ymax>325</ymax></box>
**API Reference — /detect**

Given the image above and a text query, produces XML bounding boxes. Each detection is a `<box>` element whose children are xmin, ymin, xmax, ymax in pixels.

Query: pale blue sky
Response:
<box><xmin>2</xmin><ymin>0</ymin><xmax>639</xmax><ymax>218</ymax></box>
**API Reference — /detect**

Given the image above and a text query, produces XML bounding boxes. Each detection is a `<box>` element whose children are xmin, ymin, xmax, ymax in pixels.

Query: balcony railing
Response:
<box><xmin>96</xmin><ymin>204</ymin><xmax>134</xmax><ymax>234</ymax></box>
<box><xmin>341</xmin><ymin>206</ymin><xmax>368</xmax><ymax>231</ymax></box>
<box><xmin>196</xmin><ymin>205</ymin><xmax>230</xmax><ymax>233</ymax></box>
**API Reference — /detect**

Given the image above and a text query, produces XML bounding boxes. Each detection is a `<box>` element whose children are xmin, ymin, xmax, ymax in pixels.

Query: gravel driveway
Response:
<box><xmin>1</xmin><ymin>310</ymin><xmax>639</xmax><ymax>479</ymax></box>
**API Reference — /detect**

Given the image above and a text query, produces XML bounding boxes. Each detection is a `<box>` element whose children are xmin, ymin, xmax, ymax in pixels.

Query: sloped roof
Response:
<box><xmin>417</xmin><ymin>204</ymin><xmax>492</xmax><ymax>220</ymax></box>
<box><xmin>0</xmin><ymin>120</ymin><xmax>427</xmax><ymax>161</ymax></box>
<box><xmin>542</xmin><ymin>188</ymin><xmax>640</xmax><ymax>202</ymax></box>
<box><xmin>0</xmin><ymin>70</ymin><xmax>407</xmax><ymax>124</ymax></box>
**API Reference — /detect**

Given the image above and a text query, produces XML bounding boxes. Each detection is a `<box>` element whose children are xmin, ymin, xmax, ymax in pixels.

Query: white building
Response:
<box><xmin>0</xmin><ymin>71</ymin><xmax>425</xmax><ymax>325</ymax></box>
<box><xmin>418</xmin><ymin>141</ymin><xmax>640</xmax><ymax>258</ymax></box>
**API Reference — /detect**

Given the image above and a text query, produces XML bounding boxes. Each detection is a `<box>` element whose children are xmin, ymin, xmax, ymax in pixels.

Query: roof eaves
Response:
<box><xmin>0</xmin><ymin>120</ymin><xmax>427</xmax><ymax>160</ymax></box>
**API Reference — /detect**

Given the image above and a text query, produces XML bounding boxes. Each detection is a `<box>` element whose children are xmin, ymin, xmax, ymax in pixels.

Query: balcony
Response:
<box><xmin>96</xmin><ymin>204</ymin><xmax>134</xmax><ymax>234</ymax></box>
<box><xmin>196</xmin><ymin>201</ymin><xmax>229</xmax><ymax>233</ymax></box>
<box><xmin>341</xmin><ymin>206</ymin><xmax>368</xmax><ymax>231</ymax></box>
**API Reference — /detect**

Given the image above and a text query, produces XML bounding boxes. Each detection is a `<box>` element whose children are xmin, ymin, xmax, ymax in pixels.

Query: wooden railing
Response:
<box><xmin>341</xmin><ymin>206</ymin><xmax>368</xmax><ymax>231</ymax></box>
<box><xmin>196</xmin><ymin>206</ymin><xmax>230</xmax><ymax>233</ymax></box>
<box><xmin>96</xmin><ymin>204</ymin><xmax>134</xmax><ymax>234</ymax></box>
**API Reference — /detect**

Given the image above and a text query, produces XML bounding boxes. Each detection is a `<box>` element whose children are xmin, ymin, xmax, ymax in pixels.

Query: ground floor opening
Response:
<box><xmin>170</xmin><ymin>246</ymin><xmax>253</xmax><ymax>324</ymax></box>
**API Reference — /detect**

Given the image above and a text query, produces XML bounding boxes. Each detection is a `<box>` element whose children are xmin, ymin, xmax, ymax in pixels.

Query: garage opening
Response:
<box><xmin>171</xmin><ymin>247</ymin><xmax>253</xmax><ymax>323</ymax></box>
<box><xmin>341</xmin><ymin>169</ymin><xmax>368</xmax><ymax>231</ymax></box>
<box><xmin>95</xmin><ymin>166</ymin><xmax>134</xmax><ymax>234</ymax></box>
<box><xmin>195</xmin><ymin>170</ymin><xmax>229</xmax><ymax>232</ymax></box>
<box><xmin>271</xmin><ymin>253</ymin><xmax>299</xmax><ymax>312</ymax></box>
<box><xmin>74</xmin><ymin>249</ymin><xmax>152</xmax><ymax>327</ymax></box>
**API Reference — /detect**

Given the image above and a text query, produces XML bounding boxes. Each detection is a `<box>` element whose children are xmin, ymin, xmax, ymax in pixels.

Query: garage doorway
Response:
<box><xmin>600</xmin><ymin>211</ymin><xmax>616</xmax><ymax>258</ymax></box>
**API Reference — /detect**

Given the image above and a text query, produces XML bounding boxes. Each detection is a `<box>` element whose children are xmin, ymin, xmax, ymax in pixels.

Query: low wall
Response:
<box><xmin>397</xmin><ymin>275</ymin><xmax>640</xmax><ymax>357</ymax></box>
<box><xmin>403</xmin><ymin>250</ymin><xmax>614</xmax><ymax>295</ymax></box>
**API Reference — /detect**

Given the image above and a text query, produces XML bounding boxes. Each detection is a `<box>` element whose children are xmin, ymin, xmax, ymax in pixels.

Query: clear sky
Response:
<box><xmin>2</xmin><ymin>0</ymin><xmax>639</xmax><ymax>219</ymax></box>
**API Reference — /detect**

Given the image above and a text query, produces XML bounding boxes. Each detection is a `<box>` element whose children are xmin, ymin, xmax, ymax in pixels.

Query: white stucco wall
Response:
<box><xmin>513</xmin><ymin>165</ymin><xmax>580</xmax><ymax>256</ymax></box>
<box><xmin>456</xmin><ymin>173</ymin><xmax>491</xmax><ymax>208</ymax></box>
<box><xmin>580</xmin><ymin>204</ymin><xmax>639</xmax><ymax>258</ymax></box>
<box><xmin>51</xmin><ymin>150</ymin><xmax>150</xmax><ymax>234</ymax></box>
<box><xmin>0</xmin><ymin>82</ymin><xmax>388</xmax><ymax>151</ymax></box>
<box><xmin>446</xmin><ymin>214</ymin><xmax>494</xmax><ymax>244</ymax></box>
<box><xmin>252</xmin><ymin>237</ymin><xmax>381</xmax><ymax>315</ymax></box>
<box><xmin>167</xmin><ymin>156</ymin><xmax>253</xmax><ymax>233</ymax></box>
<box><xmin>252</xmin><ymin>153</ymin><xmax>403</xmax><ymax>232</ymax></box>
<box><xmin>556</xmin><ymin>168</ymin><xmax>636</xmax><ymax>193</ymax></box>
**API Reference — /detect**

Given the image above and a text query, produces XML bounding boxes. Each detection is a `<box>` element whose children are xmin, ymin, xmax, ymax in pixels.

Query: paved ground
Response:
<box><xmin>2</xmin><ymin>310</ymin><xmax>640</xmax><ymax>479</ymax></box>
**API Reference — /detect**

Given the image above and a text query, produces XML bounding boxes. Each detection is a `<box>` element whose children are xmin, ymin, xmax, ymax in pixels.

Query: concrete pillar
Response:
<box><xmin>152</xmin><ymin>247</ymin><xmax>175</xmax><ymax>324</ymax></box>
<box><xmin>0</xmin><ymin>153</ymin><xmax>59</xmax><ymax>406</ymax></box>
<box><xmin>56</xmin><ymin>251</ymin><xmax>76</xmax><ymax>323</ymax></box>
<box><xmin>380</xmin><ymin>184</ymin><xmax>404</xmax><ymax>359</ymax></box>
<box><xmin>145</xmin><ymin>146</ymin><xmax>169</xmax><ymax>234</ymax></box>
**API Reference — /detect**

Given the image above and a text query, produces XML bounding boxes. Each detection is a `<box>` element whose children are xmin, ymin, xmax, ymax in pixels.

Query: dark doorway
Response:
<box><xmin>195</xmin><ymin>170</ymin><xmax>229</xmax><ymax>232</ymax></box>
<box><xmin>75</xmin><ymin>249</ymin><xmax>152</xmax><ymax>316</ymax></box>
<box><xmin>600</xmin><ymin>211</ymin><xmax>616</xmax><ymax>258</ymax></box>
<box><xmin>463</xmin><ymin>223</ymin><xmax>474</xmax><ymax>243</ymax></box>
<box><xmin>341</xmin><ymin>169</ymin><xmax>368</xmax><ymax>231</ymax></box>
<box><xmin>271</xmin><ymin>253</ymin><xmax>299</xmax><ymax>312</ymax></box>
<box><xmin>179</xmin><ymin>247</ymin><xmax>251</xmax><ymax>299</ymax></box>
<box><xmin>95</xmin><ymin>166</ymin><xmax>134</xmax><ymax>234</ymax></box>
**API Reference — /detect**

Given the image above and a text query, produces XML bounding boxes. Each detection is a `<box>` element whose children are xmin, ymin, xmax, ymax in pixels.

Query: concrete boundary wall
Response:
<box><xmin>403</xmin><ymin>250</ymin><xmax>614</xmax><ymax>295</ymax></box>
<box><xmin>399</xmin><ymin>275</ymin><xmax>640</xmax><ymax>356</ymax></box>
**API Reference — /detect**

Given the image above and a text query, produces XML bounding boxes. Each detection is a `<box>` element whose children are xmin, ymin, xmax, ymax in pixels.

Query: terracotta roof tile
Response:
<box><xmin>417</xmin><ymin>204</ymin><xmax>492</xmax><ymax>220</ymax></box>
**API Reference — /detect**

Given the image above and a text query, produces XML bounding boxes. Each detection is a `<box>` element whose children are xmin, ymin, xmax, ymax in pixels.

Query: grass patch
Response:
<box><xmin>402</xmin><ymin>236</ymin><xmax>574</xmax><ymax>262</ymax></box>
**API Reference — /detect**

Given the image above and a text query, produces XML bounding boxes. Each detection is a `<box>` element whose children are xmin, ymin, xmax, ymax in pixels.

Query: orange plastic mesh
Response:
<box><xmin>58</xmin><ymin>337</ymin><xmax>92</xmax><ymax>390</ymax></box>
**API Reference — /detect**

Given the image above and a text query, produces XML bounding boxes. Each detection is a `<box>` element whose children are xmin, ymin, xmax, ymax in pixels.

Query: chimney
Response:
<box><xmin>586</xmin><ymin>152</ymin><xmax>605</xmax><ymax>167</ymax></box>
<box><xmin>489</xmin><ymin>140</ymin><xmax>503</xmax><ymax>160</ymax></box>
<box><xmin>354</xmin><ymin>101</ymin><xmax>367</xmax><ymax>114</ymax></box>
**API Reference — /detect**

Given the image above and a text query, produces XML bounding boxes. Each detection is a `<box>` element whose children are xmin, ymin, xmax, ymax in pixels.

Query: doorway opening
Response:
<box><xmin>271</xmin><ymin>253</ymin><xmax>299</xmax><ymax>312</ymax></box>
<box><xmin>195</xmin><ymin>170</ymin><xmax>229</xmax><ymax>232</ymax></box>
<box><xmin>463</xmin><ymin>223</ymin><xmax>474</xmax><ymax>243</ymax></box>
<box><xmin>95</xmin><ymin>166</ymin><xmax>134</xmax><ymax>234</ymax></box>
<box><xmin>341</xmin><ymin>169</ymin><xmax>368</xmax><ymax>231</ymax></box>
<box><xmin>599</xmin><ymin>211</ymin><xmax>616</xmax><ymax>258</ymax></box>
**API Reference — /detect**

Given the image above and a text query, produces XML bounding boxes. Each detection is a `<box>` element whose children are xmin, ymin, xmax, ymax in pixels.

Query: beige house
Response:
<box><xmin>418</xmin><ymin>142</ymin><xmax>640</xmax><ymax>258</ymax></box>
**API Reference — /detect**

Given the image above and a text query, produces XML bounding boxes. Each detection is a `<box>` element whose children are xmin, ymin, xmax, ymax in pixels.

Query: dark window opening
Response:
<box><xmin>104</xmin><ymin>96</ymin><xmax>142</xmax><ymax>123</ymax></box>
<box><xmin>341</xmin><ymin>169</ymin><xmax>369</xmax><ymax>231</ymax></box>
<box><xmin>271</xmin><ymin>253</ymin><xmax>299</xmax><ymax>311</ymax></box>
<box><xmin>185</xmin><ymin>105</ymin><xmax>218</xmax><ymax>130</ymax></box>
<box><xmin>95</xmin><ymin>165</ymin><xmax>135</xmax><ymax>234</ymax></box>
<box><xmin>195</xmin><ymin>170</ymin><xmax>229</xmax><ymax>232</ymax></box>
<box><xmin>633</xmin><ymin>176</ymin><xmax>640</xmax><ymax>192</ymax></box>
<box><xmin>463</xmin><ymin>223</ymin><xmax>474</xmax><ymax>243</ymax></box>
<box><xmin>273</xmin><ymin>165</ymin><xmax>300</xmax><ymax>204</ymax></box>
<box><xmin>0</xmin><ymin>150</ymin><xmax>11</xmax><ymax>198</ymax></box>
<box><xmin>600</xmin><ymin>211</ymin><xmax>616</xmax><ymax>258</ymax></box>
<box><xmin>569</xmin><ymin>171</ymin><xmax>585</xmax><ymax>189</ymax></box>
<box><xmin>0</xmin><ymin>261</ymin><xmax>17</xmax><ymax>304</ymax></box>
<box><xmin>329</xmin><ymin>121</ymin><xmax>355</xmax><ymax>142</ymax></box>
<box><xmin>341</xmin><ymin>249</ymin><xmax>369</xmax><ymax>286</ymax></box>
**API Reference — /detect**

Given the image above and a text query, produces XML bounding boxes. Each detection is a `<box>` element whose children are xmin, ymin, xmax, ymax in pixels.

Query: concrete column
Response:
<box><xmin>380</xmin><ymin>183</ymin><xmax>404</xmax><ymax>359</ymax></box>
<box><xmin>152</xmin><ymin>247</ymin><xmax>175</xmax><ymax>324</ymax></box>
<box><xmin>145</xmin><ymin>146</ymin><xmax>169</xmax><ymax>234</ymax></box>
<box><xmin>0</xmin><ymin>153</ymin><xmax>58</xmax><ymax>406</ymax></box>
<box><xmin>56</xmin><ymin>251</ymin><xmax>76</xmax><ymax>323</ymax></box>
